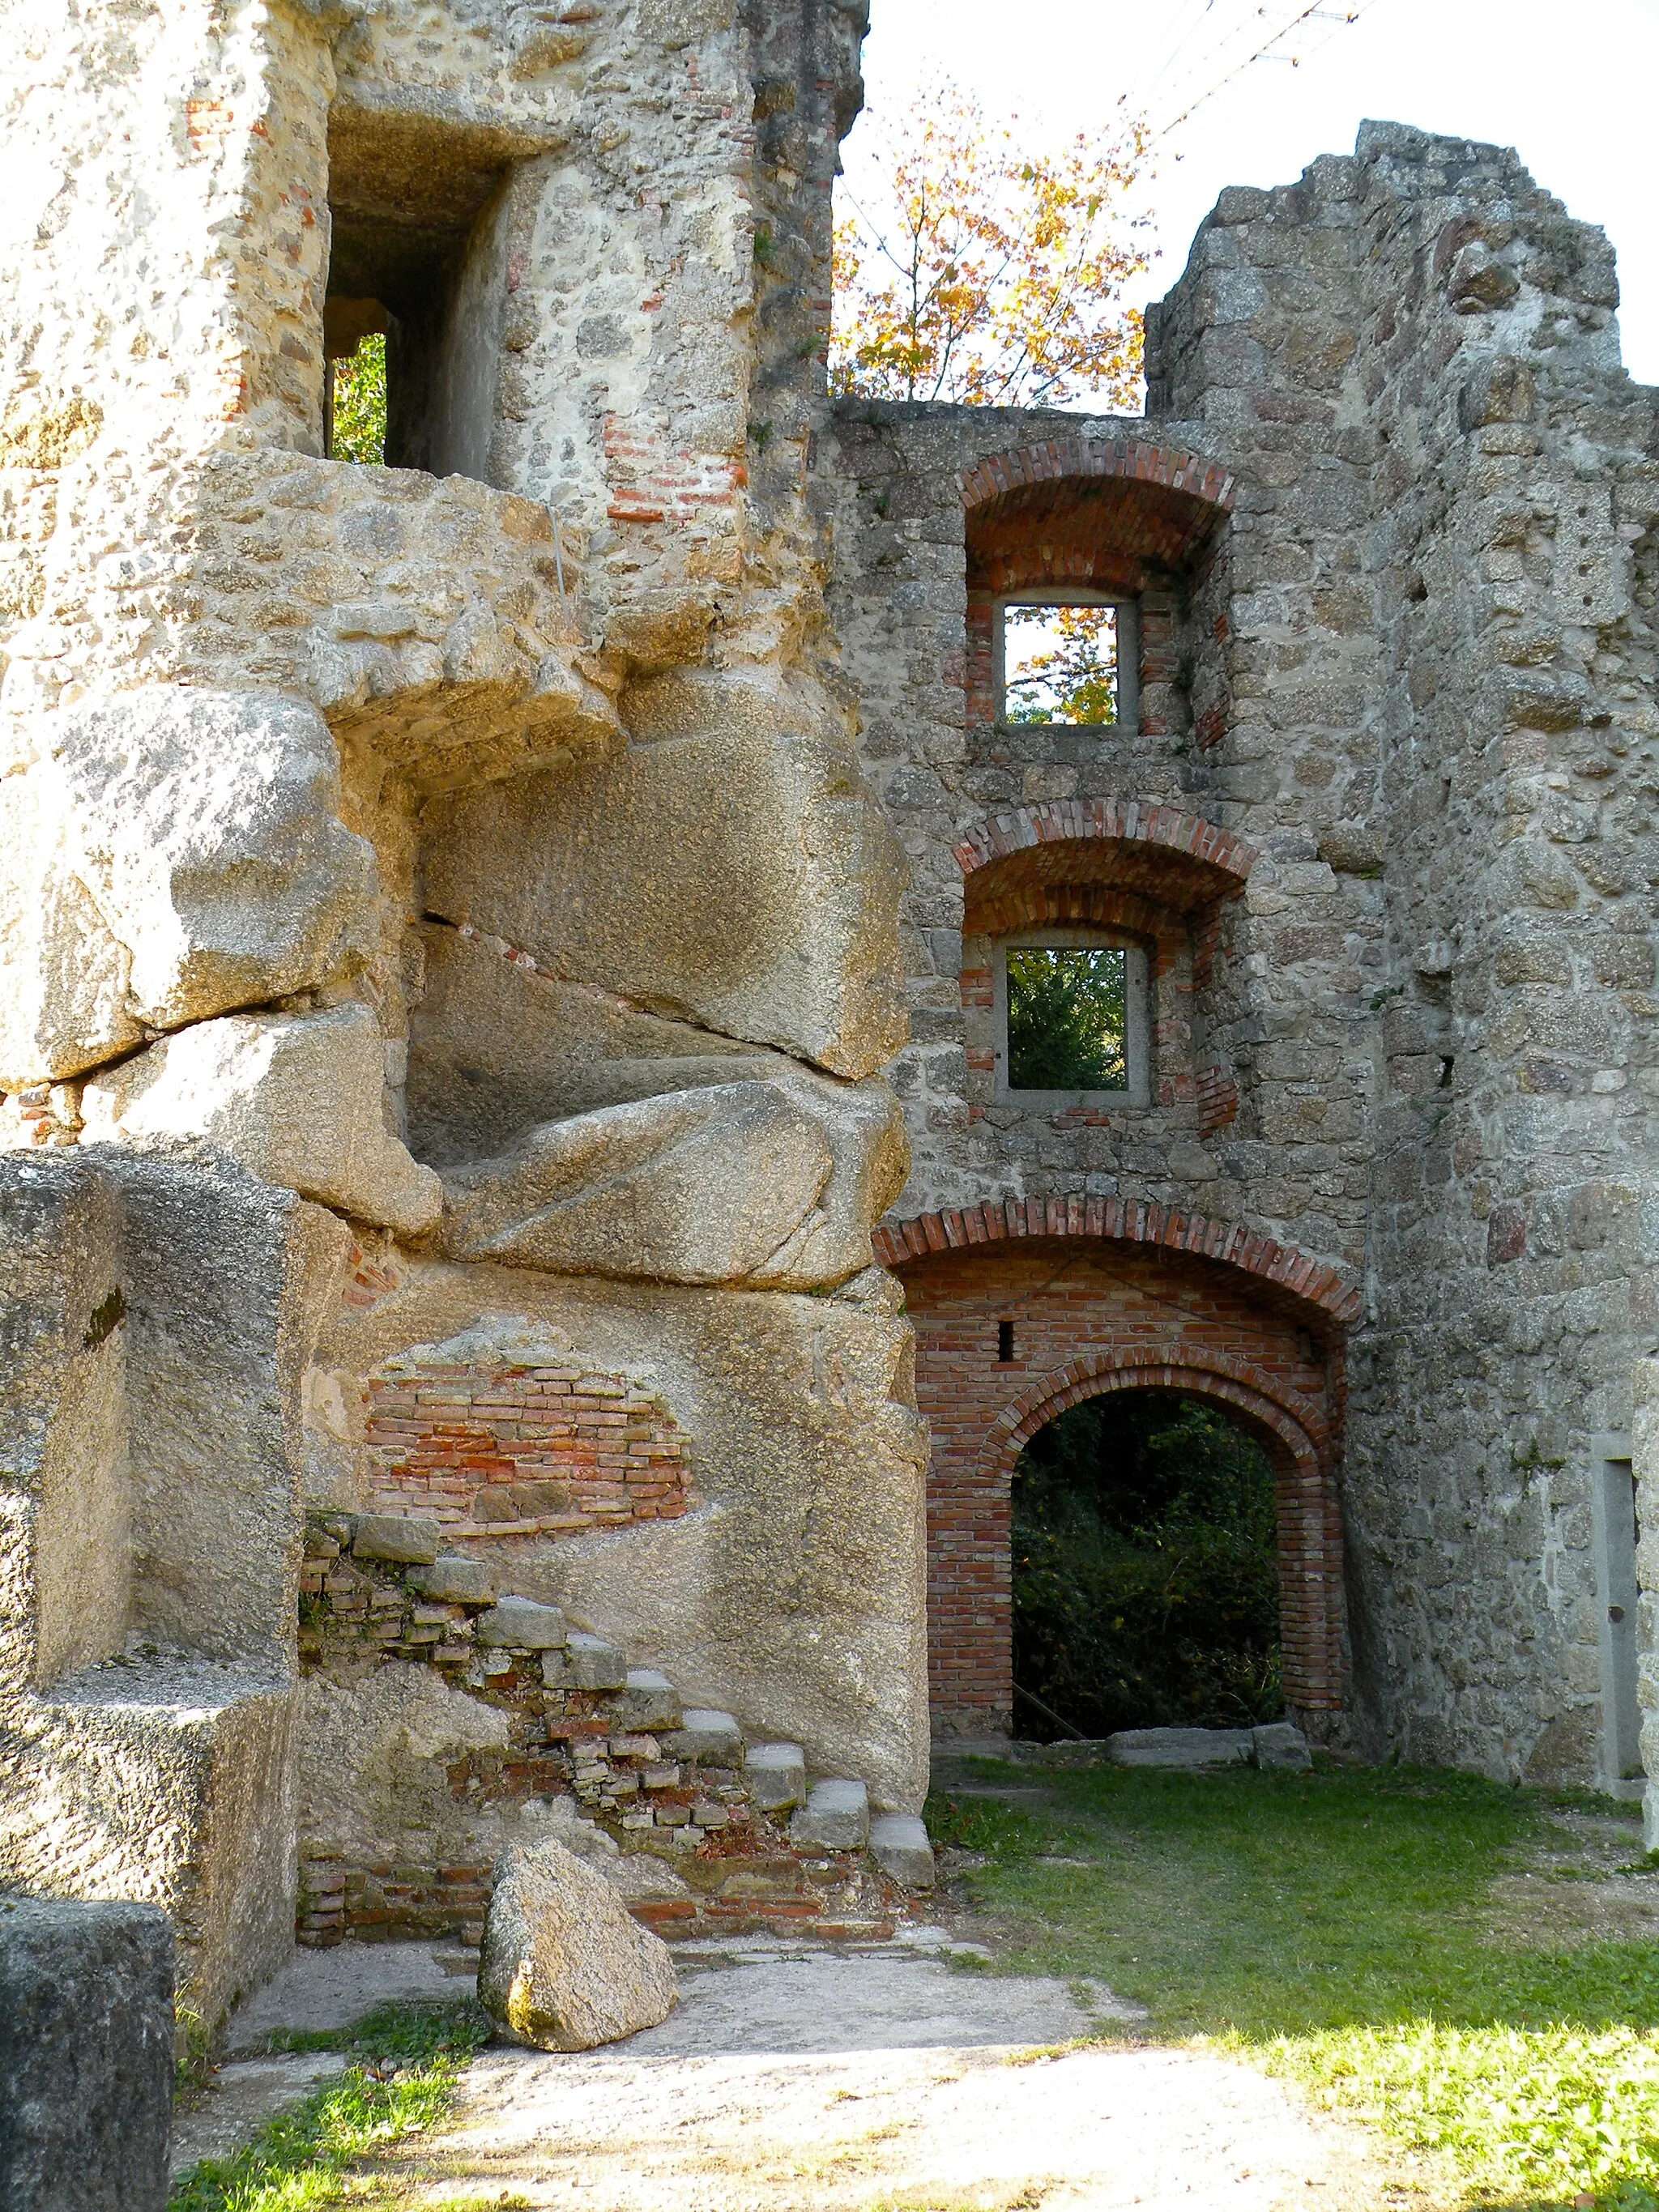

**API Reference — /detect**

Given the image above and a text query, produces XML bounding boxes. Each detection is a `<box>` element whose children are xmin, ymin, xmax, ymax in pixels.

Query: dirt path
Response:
<box><xmin>349</xmin><ymin>1931</ymin><xmax>1424</xmax><ymax>2212</ymax></box>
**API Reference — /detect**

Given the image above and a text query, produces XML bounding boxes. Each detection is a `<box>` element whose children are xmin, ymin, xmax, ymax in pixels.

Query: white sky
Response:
<box><xmin>842</xmin><ymin>0</ymin><xmax>1659</xmax><ymax>390</ymax></box>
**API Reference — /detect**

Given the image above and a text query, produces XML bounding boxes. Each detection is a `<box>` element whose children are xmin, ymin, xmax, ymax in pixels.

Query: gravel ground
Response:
<box><xmin>177</xmin><ymin>1933</ymin><xmax>1425</xmax><ymax>2209</ymax></box>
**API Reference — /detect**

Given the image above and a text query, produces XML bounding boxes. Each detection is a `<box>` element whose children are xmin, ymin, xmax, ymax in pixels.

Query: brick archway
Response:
<box><xmin>890</xmin><ymin>1221</ymin><xmax>1350</xmax><ymax>1741</ymax></box>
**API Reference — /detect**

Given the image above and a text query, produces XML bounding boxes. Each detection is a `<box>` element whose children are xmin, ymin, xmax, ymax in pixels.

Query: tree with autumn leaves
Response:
<box><xmin>830</xmin><ymin>84</ymin><xmax>1151</xmax><ymax>411</ymax></box>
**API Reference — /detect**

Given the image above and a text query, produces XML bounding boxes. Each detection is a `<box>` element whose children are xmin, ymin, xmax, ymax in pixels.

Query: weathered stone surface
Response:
<box><xmin>618</xmin><ymin>1669</ymin><xmax>681</xmax><ymax>1730</ymax></box>
<box><xmin>413</xmin><ymin>1554</ymin><xmax>498</xmax><ymax>1604</ymax></box>
<box><xmin>437</xmin><ymin>1069</ymin><xmax>906</xmax><ymax>1289</ymax></box>
<box><xmin>352</xmin><ymin>1515</ymin><xmax>441</xmax><ymax>1566</ymax></box>
<box><xmin>1107</xmin><ymin>1728</ymin><xmax>1255</xmax><ymax>1770</ymax></box>
<box><xmin>744</xmin><ymin>1743</ymin><xmax>808</xmax><ymax>1811</ymax></box>
<box><xmin>869</xmin><ymin>1812</ymin><xmax>935</xmax><ymax>1888</ymax></box>
<box><xmin>423</xmin><ymin>669</ymin><xmax>909</xmax><ymax>1081</ymax></box>
<box><xmin>476</xmin><ymin>1596</ymin><xmax>567</xmax><ymax>1650</ymax></box>
<box><xmin>81</xmin><ymin>1005</ymin><xmax>442</xmax><ymax>1236</ymax></box>
<box><xmin>666</xmin><ymin>1709</ymin><xmax>743</xmax><ymax>1762</ymax></box>
<box><xmin>564</xmin><ymin>1632</ymin><xmax>629</xmax><ymax>1690</ymax></box>
<box><xmin>52</xmin><ymin>690</ymin><xmax>378</xmax><ymax>1030</ymax></box>
<box><xmin>1252</xmin><ymin>1723</ymin><xmax>1312</xmax><ymax>1772</ymax></box>
<box><xmin>478</xmin><ymin>1836</ymin><xmax>678</xmax><ymax>2050</ymax></box>
<box><xmin>792</xmin><ymin>1776</ymin><xmax>869</xmax><ymax>1849</ymax></box>
<box><xmin>0</xmin><ymin>760</ymin><xmax>143</xmax><ymax>1089</ymax></box>
<box><xmin>0</xmin><ymin>1895</ymin><xmax>173</xmax><ymax>2212</ymax></box>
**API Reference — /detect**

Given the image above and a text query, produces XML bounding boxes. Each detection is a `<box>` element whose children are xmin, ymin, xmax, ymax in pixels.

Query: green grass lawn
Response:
<box><xmin>928</xmin><ymin>1756</ymin><xmax>1659</xmax><ymax>2210</ymax></box>
<box><xmin>169</xmin><ymin>2003</ymin><xmax>501</xmax><ymax>2212</ymax></box>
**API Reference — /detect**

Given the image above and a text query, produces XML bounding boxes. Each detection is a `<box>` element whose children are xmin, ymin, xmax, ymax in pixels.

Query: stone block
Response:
<box><xmin>352</xmin><ymin>1515</ymin><xmax>441</xmax><ymax>1566</ymax></box>
<box><xmin>476</xmin><ymin>1596</ymin><xmax>567</xmax><ymax>1650</ymax></box>
<box><xmin>1107</xmin><ymin>1728</ymin><xmax>1255</xmax><ymax>1769</ymax></box>
<box><xmin>565</xmin><ymin>1632</ymin><xmax>628</xmax><ymax>1690</ymax></box>
<box><xmin>665</xmin><ymin>1709</ymin><xmax>743</xmax><ymax>1762</ymax></box>
<box><xmin>1252</xmin><ymin>1722</ymin><xmax>1313</xmax><ymax>1771</ymax></box>
<box><xmin>618</xmin><ymin>1669</ymin><xmax>682</xmax><ymax>1730</ymax></box>
<box><xmin>744</xmin><ymin>1741</ymin><xmax>807</xmax><ymax>1811</ymax></box>
<box><xmin>52</xmin><ymin>688</ymin><xmax>377</xmax><ymax>1031</ymax></box>
<box><xmin>791</xmin><ymin>1776</ymin><xmax>869</xmax><ymax>1850</ymax></box>
<box><xmin>0</xmin><ymin>1895</ymin><xmax>173</xmax><ymax>2212</ymax></box>
<box><xmin>412</xmin><ymin>1554</ymin><xmax>497</xmax><ymax>1605</ymax></box>
<box><xmin>869</xmin><ymin>1813</ymin><xmax>935</xmax><ymax>1888</ymax></box>
<box><xmin>479</xmin><ymin>1837</ymin><xmax>677</xmax><ymax>2050</ymax></box>
<box><xmin>81</xmin><ymin>1004</ymin><xmax>442</xmax><ymax>1238</ymax></box>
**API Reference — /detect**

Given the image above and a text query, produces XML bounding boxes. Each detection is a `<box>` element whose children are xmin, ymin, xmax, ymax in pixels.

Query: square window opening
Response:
<box><xmin>994</xmin><ymin>932</ymin><xmax>1150</xmax><ymax>1108</ymax></box>
<box><xmin>996</xmin><ymin>595</ymin><xmax>1139</xmax><ymax>730</ymax></box>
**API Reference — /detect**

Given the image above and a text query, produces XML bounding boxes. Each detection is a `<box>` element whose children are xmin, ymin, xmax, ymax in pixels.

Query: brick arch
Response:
<box><xmin>874</xmin><ymin>1192</ymin><xmax>1362</xmax><ymax>1326</ymax></box>
<box><xmin>983</xmin><ymin>1353</ymin><xmax>1342</xmax><ymax>1721</ymax></box>
<box><xmin>954</xmin><ymin>800</ymin><xmax>1256</xmax><ymax>909</ymax></box>
<box><xmin>889</xmin><ymin>1226</ymin><xmax>1351</xmax><ymax>1740</ymax></box>
<box><xmin>962</xmin><ymin>439</ymin><xmax>1234</xmax><ymax>597</ymax></box>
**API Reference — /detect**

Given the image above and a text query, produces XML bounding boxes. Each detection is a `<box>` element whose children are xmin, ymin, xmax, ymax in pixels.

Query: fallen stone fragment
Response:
<box><xmin>792</xmin><ymin>1776</ymin><xmax>869</xmax><ymax>1850</ymax></box>
<box><xmin>744</xmin><ymin>1741</ymin><xmax>807</xmax><ymax>1811</ymax></box>
<box><xmin>870</xmin><ymin>1812</ymin><xmax>936</xmax><ymax>1887</ymax></box>
<box><xmin>1107</xmin><ymin>1727</ymin><xmax>1255</xmax><ymax>1769</ymax></box>
<box><xmin>479</xmin><ymin>1836</ymin><xmax>678</xmax><ymax>2050</ymax></box>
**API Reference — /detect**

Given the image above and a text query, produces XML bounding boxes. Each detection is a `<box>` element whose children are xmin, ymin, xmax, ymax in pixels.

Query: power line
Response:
<box><xmin>1149</xmin><ymin>0</ymin><xmax>1388</xmax><ymax>140</ymax></box>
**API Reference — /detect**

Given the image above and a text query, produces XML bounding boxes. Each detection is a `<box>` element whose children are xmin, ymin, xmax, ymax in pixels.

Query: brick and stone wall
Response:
<box><xmin>365</xmin><ymin>1353</ymin><xmax>689</xmax><ymax>1537</ymax></box>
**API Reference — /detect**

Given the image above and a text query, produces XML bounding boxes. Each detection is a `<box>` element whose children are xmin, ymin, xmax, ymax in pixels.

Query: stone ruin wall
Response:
<box><xmin>825</xmin><ymin>124</ymin><xmax>1659</xmax><ymax>1780</ymax></box>
<box><xmin>0</xmin><ymin>0</ymin><xmax>931</xmax><ymax>2033</ymax></box>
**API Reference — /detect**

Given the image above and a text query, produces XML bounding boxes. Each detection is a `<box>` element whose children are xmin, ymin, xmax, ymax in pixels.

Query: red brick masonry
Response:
<box><xmin>366</xmin><ymin>1356</ymin><xmax>689</xmax><ymax>1539</ymax></box>
<box><xmin>886</xmin><ymin>1213</ymin><xmax>1351</xmax><ymax>1737</ymax></box>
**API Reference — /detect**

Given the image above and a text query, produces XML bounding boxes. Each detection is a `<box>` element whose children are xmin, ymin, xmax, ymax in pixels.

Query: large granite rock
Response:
<box><xmin>53</xmin><ymin>688</ymin><xmax>377</xmax><ymax>1031</ymax></box>
<box><xmin>80</xmin><ymin>1004</ymin><xmax>442</xmax><ymax>1235</ymax></box>
<box><xmin>478</xmin><ymin>1835</ymin><xmax>677</xmax><ymax>2051</ymax></box>
<box><xmin>422</xmin><ymin>667</ymin><xmax>907</xmax><ymax>1080</ymax></box>
<box><xmin>0</xmin><ymin>1894</ymin><xmax>173</xmax><ymax>2212</ymax></box>
<box><xmin>438</xmin><ymin>1067</ymin><xmax>906</xmax><ymax>1289</ymax></box>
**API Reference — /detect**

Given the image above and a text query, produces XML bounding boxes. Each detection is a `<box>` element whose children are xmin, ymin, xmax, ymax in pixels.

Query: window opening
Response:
<box><xmin>1012</xmin><ymin>1389</ymin><xmax>1282</xmax><ymax>1739</ymax></box>
<box><xmin>995</xmin><ymin>592</ymin><xmax>1138</xmax><ymax>727</ymax></box>
<box><xmin>994</xmin><ymin>930</ymin><xmax>1149</xmax><ymax>1107</ymax></box>
<box><xmin>325</xmin><ymin>297</ymin><xmax>389</xmax><ymax>463</ymax></box>
<box><xmin>997</xmin><ymin>1320</ymin><xmax>1016</xmax><ymax>1364</ymax></box>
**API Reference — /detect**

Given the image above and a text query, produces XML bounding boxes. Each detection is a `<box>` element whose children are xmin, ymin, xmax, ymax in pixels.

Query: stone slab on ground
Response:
<box><xmin>1108</xmin><ymin>1727</ymin><xmax>1256</xmax><ymax>1768</ymax></box>
<box><xmin>0</xmin><ymin>1895</ymin><xmax>174</xmax><ymax>2212</ymax></box>
<box><xmin>223</xmin><ymin>1937</ymin><xmax>471</xmax><ymax>2051</ymax></box>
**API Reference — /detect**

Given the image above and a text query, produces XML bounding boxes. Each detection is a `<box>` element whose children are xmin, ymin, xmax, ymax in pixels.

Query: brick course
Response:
<box><xmin>365</xmin><ymin>1357</ymin><xmax>689</xmax><ymax>1539</ymax></box>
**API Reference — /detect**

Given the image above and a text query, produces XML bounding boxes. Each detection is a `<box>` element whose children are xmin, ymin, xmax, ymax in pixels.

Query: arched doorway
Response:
<box><xmin>1012</xmin><ymin>1383</ymin><xmax>1293</xmax><ymax>1740</ymax></box>
<box><xmin>880</xmin><ymin>1205</ymin><xmax>1350</xmax><ymax>1742</ymax></box>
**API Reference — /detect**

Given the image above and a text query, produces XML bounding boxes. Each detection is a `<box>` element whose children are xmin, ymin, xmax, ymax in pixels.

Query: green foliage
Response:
<box><xmin>1003</xmin><ymin>603</ymin><xmax>1118</xmax><ymax>725</ymax></box>
<box><xmin>330</xmin><ymin>335</ymin><xmax>386</xmax><ymax>465</ymax></box>
<box><xmin>926</xmin><ymin>1757</ymin><xmax>1659</xmax><ymax>2208</ymax></box>
<box><xmin>1004</xmin><ymin>945</ymin><xmax>1126</xmax><ymax>1091</ymax></box>
<box><xmin>168</xmin><ymin>2002</ymin><xmax>490</xmax><ymax>2212</ymax></box>
<box><xmin>1012</xmin><ymin>1392</ymin><xmax>1282</xmax><ymax>1734</ymax></box>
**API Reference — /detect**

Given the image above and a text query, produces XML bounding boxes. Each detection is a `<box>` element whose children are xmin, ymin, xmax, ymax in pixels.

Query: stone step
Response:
<box><xmin>561</xmin><ymin>1630</ymin><xmax>627</xmax><ymax>1689</ymax></box>
<box><xmin>476</xmin><ymin>1595</ymin><xmax>566</xmax><ymax>1650</ymax></box>
<box><xmin>666</xmin><ymin>1709</ymin><xmax>743</xmax><ymax>1762</ymax></box>
<box><xmin>744</xmin><ymin>1741</ymin><xmax>807</xmax><ymax>1812</ymax></box>
<box><xmin>618</xmin><ymin>1668</ymin><xmax>682</xmax><ymax>1730</ymax></box>
<box><xmin>791</xmin><ymin>1776</ymin><xmax>868</xmax><ymax>1851</ymax></box>
<box><xmin>868</xmin><ymin>1813</ymin><xmax>934</xmax><ymax>1888</ymax></box>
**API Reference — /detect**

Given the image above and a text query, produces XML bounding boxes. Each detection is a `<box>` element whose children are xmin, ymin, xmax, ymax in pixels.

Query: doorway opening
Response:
<box><xmin>1012</xmin><ymin>1387</ymin><xmax>1283</xmax><ymax>1739</ymax></box>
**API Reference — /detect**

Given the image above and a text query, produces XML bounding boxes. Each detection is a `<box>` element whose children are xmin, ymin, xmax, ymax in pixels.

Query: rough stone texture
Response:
<box><xmin>0</xmin><ymin>1895</ymin><xmax>173</xmax><ymax>2212</ymax></box>
<box><xmin>478</xmin><ymin>1835</ymin><xmax>678</xmax><ymax>2050</ymax></box>
<box><xmin>826</xmin><ymin>119</ymin><xmax>1659</xmax><ymax>1782</ymax></box>
<box><xmin>1252</xmin><ymin>1723</ymin><xmax>1313</xmax><ymax>1772</ymax></box>
<box><xmin>869</xmin><ymin>1813</ymin><xmax>936</xmax><ymax>1887</ymax></box>
<box><xmin>81</xmin><ymin>1007</ymin><xmax>442</xmax><ymax>1237</ymax></box>
<box><xmin>792</xmin><ymin>1777</ymin><xmax>869</xmax><ymax>1849</ymax></box>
